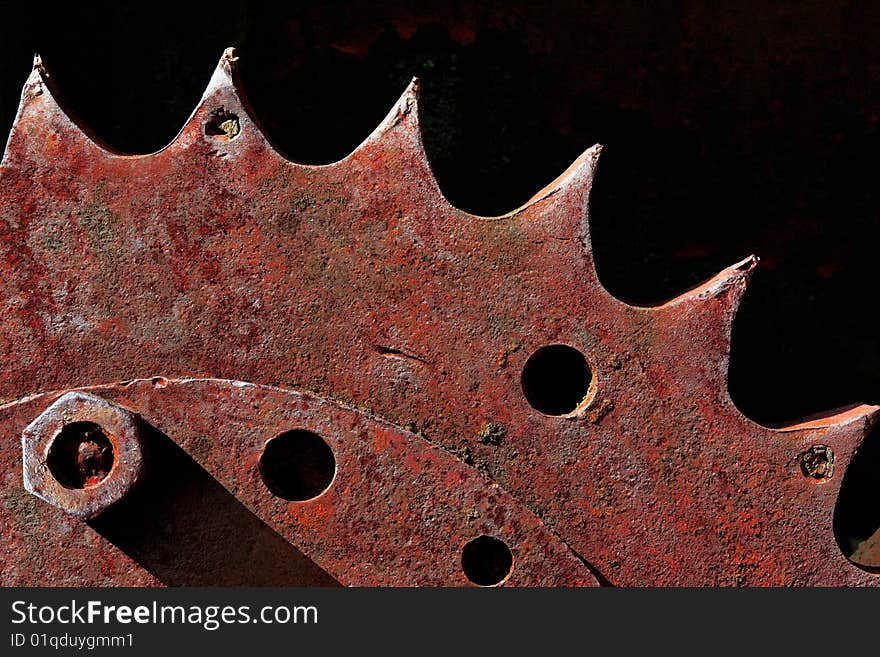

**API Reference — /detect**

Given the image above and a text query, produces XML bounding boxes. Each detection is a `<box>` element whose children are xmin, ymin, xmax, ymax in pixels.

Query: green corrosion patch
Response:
<box><xmin>39</xmin><ymin>231</ymin><xmax>61</xmax><ymax>251</ymax></box>
<box><xmin>76</xmin><ymin>181</ymin><xmax>127</xmax><ymax>284</ymax></box>
<box><xmin>79</xmin><ymin>183</ymin><xmax>125</xmax><ymax>255</ymax></box>
<box><xmin>477</xmin><ymin>422</ymin><xmax>507</xmax><ymax>445</ymax></box>
<box><xmin>79</xmin><ymin>198</ymin><xmax>118</xmax><ymax>247</ymax></box>
<box><xmin>308</xmin><ymin>184</ymin><xmax>355</xmax><ymax>249</ymax></box>
<box><xmin>259</xmin><ymin>170</ymin><xmax>351</xmax><ymax>246</ymax></box>
<box><xmin>492</xmin><ymin>216</ymin><xmax>531</xmax><ymax>259</ymax></box>
<box><xmin>275</xmin><ymin>199</ymin><xmax>308</xmax><ymax>236</ymax></box>
<box><xmin>2</xmin><ymin>486</ymin><xmax>42</xmax><ymax>534</ymax></box>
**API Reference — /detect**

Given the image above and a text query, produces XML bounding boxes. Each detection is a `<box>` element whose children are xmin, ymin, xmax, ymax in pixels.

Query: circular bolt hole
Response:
<box><xmin>46</xmin><ymin>422</ymin><xmax>115</xmax><ymax>489</ymax></box>
<box><xmin>521</xmin><ymin>344</ymin><xmax>593</xmax><ymax>415</ymax></box>
<box><xmin>461</xmin><ymin>535</ymin><xmax>514</xmax><ymax>586</ymax></box>
<box><xmin>205</xmin><ymin>107</ymin><xmax>240</xmax><ymax>140</ymax></box>
<box><xmin>801</xmin><ymin>444</ymin><xmax>834</xmax><ymax>480</ymax></box>
<box><xmin>259</xmin><ymin>430</ymin><xmax>336</xmax><ymax>501</ymax></box>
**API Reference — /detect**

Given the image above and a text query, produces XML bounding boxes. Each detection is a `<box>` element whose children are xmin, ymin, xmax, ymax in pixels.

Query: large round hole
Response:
<box><xmin>259</xmin><ymin>430</ymin><xmax>336</xmax><ymax>501</ymax></box>
<box><xmin>521</xmin><ymin>344</ymin><xmax>593</xmax><ymax>415</ymax></box>
<box><xmin>46</xmin><ymin>421</ymin><xmax>115</xmax><ymax>489</ymax></box>
<box><xmin>461</xmin><ymin>535</ymin><xmax>514</xmax><ymax>586</ymax></box>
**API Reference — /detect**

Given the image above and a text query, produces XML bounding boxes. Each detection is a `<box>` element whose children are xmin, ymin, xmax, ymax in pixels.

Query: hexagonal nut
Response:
<box><xmin>22</xmin><ymin>391</ymin><xmax>145</xmax><ymax>519</ymax></box>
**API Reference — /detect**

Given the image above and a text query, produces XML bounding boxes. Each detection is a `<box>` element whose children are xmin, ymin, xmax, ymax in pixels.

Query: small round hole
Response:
<box><xmin>800</xmin><ymin>444</ymin><xmax>834</xmax><ymax>480</ymax></box>
<box><xmin>521</xmin><ymin>344</ymin><xmax>593</xmax><ymax>415</ymax></box>
<box><xmin>205</xmin><ymin>107</ymin><xmax>240</xmax><ymax>140</ymax></box>
<box><xmin>259</xmin><ymin>430</ymin><xmax>335</xmax><ymax>501</ymax></box>
<box><xmin>461</xmin><ymin>535</ymin><xmax>514</xmax><ymax>586</ymax></box>
<box><xmin>46</xmin><ymin>421</ymin><xmax>115</xmax><ymax>489</ymax></box>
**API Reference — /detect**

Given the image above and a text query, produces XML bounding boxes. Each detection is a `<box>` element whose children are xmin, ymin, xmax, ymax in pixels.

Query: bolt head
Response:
<box><xmin>22</xmin><ymin>391</ymin><xmax>144</xmax><ymax>519</ymax></box>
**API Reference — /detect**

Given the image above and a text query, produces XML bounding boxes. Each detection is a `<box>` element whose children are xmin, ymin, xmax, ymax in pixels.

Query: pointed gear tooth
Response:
<box><xmin>842</xmin><ymin>403</ymin><xmax>880</xmax><ymax>433</ymax></box>
<box><xmin>180</xmin><ymin>45</ymin><xmax>286</xmax><ymax>158</ymax></box>
<box><xmin>223</xmin><ymin>46</ymin><xmax>239</xmax><ymax>64</ymax></box>
<box><xmin>204</xmin><ymin>46</ymin><xmax>240</xmax><ymax>97</ymax></box>
<box><xmin>516</xmin><ymin>144</ymin><xmax>603</xmax><ymax>272</ymax></box>
<box><xmin>778</xmin><ymin>403</ymin><xmax>880</xmax><ymax>433</ymax></box>
<box><xmin>3</xmin><ymin>53</ymin><xmax>110</xmax><ymax>167</ymax></box>
<box><xmin>644</xmin><ymin>256</ymin><xmax>759</xmax><ymax>413</ymax></box>
<box><xmin>663</xmin><ymin>254</ymin><xmax>759</xmax><ymax>309</ymax></box>
<box><xmin>779</xmin><ymin>403</ymin><xmax>880</xmax><ymax>461</ymax></box>
<box><xmin>357</xmin><ymin>77</ymin><xmax>426</xmax><ymax>155</ymax></box>
<box><xmin>343</xmin><ymin>77</ymin><xmax>443</xmax><ymax>199</ymax></box>
<box><xmin>4</xmin><ymin>58</ymin><xmax>48</xmax><ymax>166</ymax></box>
<box><xmin>525</xmin><ymin>143</ymin><xmax>603</xmax><ymax>208</ymax></box>
<box><xmin>773</xmin><ymin>404</ymin><xmax>880</xmax><ymax>505</ymax></box>
<box><xmin>23</xmin><ymin>52</ymin><xmax>53</xmax><ymax>103</ymax></box>
<box><xmin>375</xmin><ymin>77</ymin><xmax>421</xmax><ymax>135</ymax></box>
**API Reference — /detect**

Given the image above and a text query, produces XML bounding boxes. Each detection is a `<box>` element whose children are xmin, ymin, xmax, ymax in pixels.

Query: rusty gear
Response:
<box><xmin>0</xmin><ymin>48</ymin><xmax>877</xmax><ymax>586</ymax></box>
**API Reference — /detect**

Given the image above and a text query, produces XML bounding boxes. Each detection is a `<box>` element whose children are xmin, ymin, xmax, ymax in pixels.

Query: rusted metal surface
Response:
<box><xmin>0</xmin><ymin>48</ymin><xmax>878</xmax><ymax>585</ymax></box>
<box><xmin>2</xmin><ymin>379</ymin><xmax>596</xmax><ymax>586</ymax></box>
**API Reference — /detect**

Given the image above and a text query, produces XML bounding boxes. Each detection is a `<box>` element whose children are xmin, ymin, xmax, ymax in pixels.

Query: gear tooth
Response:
<box><xmin>775</xmin><ymin>404</ymin><xmax>880</xmax><ymax>490</ymax></box>
<box><xmin>375</xmin><ymin>77</ymin><xmax>422</xmax><ymax>137</ymax></box>
<box><xmin>223</xmin><ymin>46</ymin><xmax>239</xmax><ymax>64</ymax></box>
<box><xmin>3</xmin><ymin>53</ymin><xmax>111</xmax><ymax>167</ymax></box>
<box><xmin>643</xmin><ymin>256</ymin><xmax>759</xmax><ymax>413</ymax></box>
<box><xmin>355</xmin><ymin>77</ymin><xmax>427</xmax><ymax>158</ymax></box>
<box><xmin>203</xmin><ymin>46</ymin><xmax>240</xmax><ymax>97</ymax></box>
<box><xmin>778</xmin><ymin>404</ymin><xmax>880</xmax><ymax>450</ymax></box>
<box><xmin>342</xmin><ymin>77</ymin><xmax>444</xmax><ymax>199</ymax></box>
<box><xmin>524</xmin><ymin>143</ymin><xmax>603</xmax><ymax>209</ymax></box>
<box><xmin>19</xmin><ymin>52</ymin><xmax>57</xmax><ymax>109</ymax></box>
<box><xmin>663</xmin><ymin>255</ymin><xmax>758</xmax><ymax>309</ymax></box>
<box><xmin>174</xmin><ymin>45</ymin><xmax>288</xmax><ymax>158</ymax></box>
<box><xmin>778</xmin><ymin>403</ymin><xmax>880</xmax><ymax>433</ymax></box>
<box><xmin>513</xmin><ymin>144</ymin><xmax>603</xmax><ymax>273</ymax></box>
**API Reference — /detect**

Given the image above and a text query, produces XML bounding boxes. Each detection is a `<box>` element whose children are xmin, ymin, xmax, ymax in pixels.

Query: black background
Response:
<box><xmin>1</xmin><ymin>1</ymin><xmax>878</xmax><ymax>538</ymax></box>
